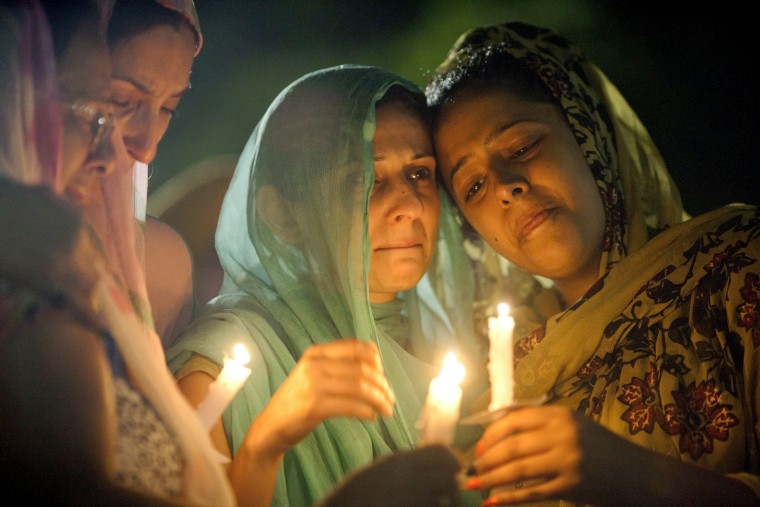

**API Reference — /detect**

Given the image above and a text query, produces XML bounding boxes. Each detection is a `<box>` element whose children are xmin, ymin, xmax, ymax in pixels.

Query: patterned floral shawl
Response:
<box><xmin>429</xmin><ymin>22</ymin><xmax>760</xmax><ymax>499</ymax></box>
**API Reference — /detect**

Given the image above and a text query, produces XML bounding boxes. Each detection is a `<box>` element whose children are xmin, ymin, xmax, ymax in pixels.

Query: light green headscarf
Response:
<box><xmin>167</xmin><ymin>65</ymin><xmax>484</xmax><ymax>506</ymax></box>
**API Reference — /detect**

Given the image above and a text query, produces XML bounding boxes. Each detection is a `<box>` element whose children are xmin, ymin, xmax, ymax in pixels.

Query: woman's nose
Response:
<box><xmin>496</xmin><ymin>174</ymin><xmax>529</xmax><ymax>205</ymax></box>
<box><xmin>120</xmin><ymin>108</ymin><xmax>162</xmax><ymax>164</ymax></box>
<box><xmin>390</xmin><ymin>181</ymin><xmax>424</xmax><ymax>222</ymax></box>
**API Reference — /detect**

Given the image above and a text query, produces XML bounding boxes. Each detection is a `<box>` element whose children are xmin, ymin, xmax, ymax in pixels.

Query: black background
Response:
<box><xmin>151</xmin><ymin>1</ymin><xmax>757</xmax><ymax>216</ymax></box>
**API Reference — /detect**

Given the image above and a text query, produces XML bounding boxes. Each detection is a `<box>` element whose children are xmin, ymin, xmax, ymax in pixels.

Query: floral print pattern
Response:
<box><xmin>433</xmin><ymin>21</ymin><xmax>759</xmax><ymax>484</ymax></box>
<box><xmin>738</xmin><ymin>272</ymin><xmax>760</xmax><ymax>346</ymax></box>
<box><xmin>661</xmin><ymin>380</ymin><xmax>739</xmax><ymax>461</ymax></box>
<box><xmin>560</xmin><ymin>213</ymin><xmax>757</xmax><ymax>462</ymax></box>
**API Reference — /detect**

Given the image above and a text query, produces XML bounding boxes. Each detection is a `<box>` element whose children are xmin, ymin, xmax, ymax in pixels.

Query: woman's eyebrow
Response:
<box><xmin>448</xmin><ymin>119</ymin><xmax>524</xmax><ymax>182</ymax></box>
<box><xmin>111</xmin><ymin>74</ymin><xmax>191</xmax><ymax>98</ymax></box>
<box><xmin>374</xmin><ymin>153</ymin><xmax>434</xmax><ymax>162</ymax></box>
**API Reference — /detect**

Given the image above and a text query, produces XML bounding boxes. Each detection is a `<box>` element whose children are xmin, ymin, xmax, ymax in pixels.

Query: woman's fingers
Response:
<box><xmin>480</xmin><ymin>405</ymin><xmax>574</xmax><ymax>448</ymax></box>
<box><xmin>274</xmin><ymin>339</ymin><xmax>395</xmax><ymax>423</ymax></box>
<box><xmin>307</xmin><ymin>339</ymin><xmax>386</xmax><ymax>374</ymax></box>
<box><xmin>297</xmin><ymin>352</ymin><xmax>394</xmax><ymax>414</ymax></box>
<box><xmin>477</xmin><ymin>406</ymin><xmax>579</xmax><ymax>472</ymax></box>
<box><xmin>262</xmin><ymin>339</ymin><xmax>397</xmax><ymax>450</ymax></box>
<box><xmin>476</xmin><ymin>437</ymin><xmax>580</xmax><ymax>490</ymax></box>
<box><xmin>467</xmin><ymin>406</ymin><xmax>583</xmax><ymax>502</ymax></box>
<box><xmin>303</xmin><ymin>393</ymin><xmax>387</xmax><ymax>421</ymax></box>
<box><xmin>304</xmin><ymin>340</ymin><xmax>395</xmax><ymax>402</ymax></box>
<box><xmin>485</xmin><ymin>474</ymin><xmax>575</xmax><ymax>506</ymax></box>
<box><xmin>308</xmin><ymin>367</ymin><xmax>394</xmax><ymax>415</ymax></box>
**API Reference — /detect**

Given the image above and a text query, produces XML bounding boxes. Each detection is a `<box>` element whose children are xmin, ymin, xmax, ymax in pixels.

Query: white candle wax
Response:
<box><xmin>417</xmin><ymin>352</ymin><xmax>465</xmax><ymax>446</ymax></box>
<box><xmin>132</xmin><ymin>162</ymin><xmax>148</xmax><ymax>224</ymax></box>
<box><xmin>488</xmin><ymin>303</ymin><xmax>514</xmax><ymax>410</ymax></box>
<box><xmin>196</xmin><ymin>343</ymin><xmax>252</xmax><ymax>432</ymax></box>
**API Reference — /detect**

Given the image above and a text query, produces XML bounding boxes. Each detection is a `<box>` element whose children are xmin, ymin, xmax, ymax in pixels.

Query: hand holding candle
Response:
<box><xmin>417</xmin><ymin>351</ymin><xmax>465</xmax><ymax>447</ymax></box>
<box><xmin>488</xmin><ymin>303</ymin><xmax>514</xmax><ymax>410</ymax></box>
<box><xmin>196</xmin><ymin>343</ymin><xmax>252</xmax><ymax>432</ymax></box>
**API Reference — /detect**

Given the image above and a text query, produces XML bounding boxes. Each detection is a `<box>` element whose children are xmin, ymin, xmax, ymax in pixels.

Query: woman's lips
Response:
<box><xmin>375</xmin><ymin>240</ymin><xmax>423</xmax><ymax>251</ymax></box>
<box><xmin>515</xmin><ymin>206</ymin><xmax>557</xmax><ymax>240</ymax></box>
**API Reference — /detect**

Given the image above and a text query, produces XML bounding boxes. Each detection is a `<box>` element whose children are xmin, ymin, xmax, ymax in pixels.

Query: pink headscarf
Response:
<box><xmin>0</xmin><ymin>3</ymin><xmax>235</xmax><ymax>504</ymax></box>
<box><xmin>0</xmin><ymin>0</ymin><xmax>151</xmax><ymax>325</ymax></box>
<box><xmin>0</xmin><ymin>0</ymin><xmax>62</xmax><ymax>190</ymax></box>
<box><xmin>157</xmin><ymin>0</ymin><xmax>203</xmax><ymax>54</ymax></box>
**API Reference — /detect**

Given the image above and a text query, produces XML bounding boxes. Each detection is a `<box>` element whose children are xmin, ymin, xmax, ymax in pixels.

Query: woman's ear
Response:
<box><xmin>256</xmin><ymin>185</ymin><xmax>302</xmax><ymax>245</ymax></box>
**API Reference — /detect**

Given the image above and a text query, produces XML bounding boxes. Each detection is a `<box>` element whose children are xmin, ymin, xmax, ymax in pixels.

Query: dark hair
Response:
<box><xmin>425</xmin><ymin>46</ymin><xmax>554</xmax><ymax>112</ymax></box>
<box><xmin>38</xmin><ymin>0</ymin><xmax>103</xmax><ymax>62</ymax></box>
<box><xmin>425</xmin><ymin>48</ymin><xmax>556</xmax><ymax>234</ymax></box>
<box><xmin>107</xmin><ymin>0</ymin><xmax>198</xmax><ymax>51</ymax></box>
<box><xmin>376</xmin><ymin>84</ymin><xmax>431</xmax><ymax>130</ymax></box>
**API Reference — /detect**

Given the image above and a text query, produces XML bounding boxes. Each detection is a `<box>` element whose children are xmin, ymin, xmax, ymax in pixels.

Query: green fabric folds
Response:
<box><xmin>167</xmin><ymin>65</ymin><xmax>484</xmax><ymax>506</ymax></box>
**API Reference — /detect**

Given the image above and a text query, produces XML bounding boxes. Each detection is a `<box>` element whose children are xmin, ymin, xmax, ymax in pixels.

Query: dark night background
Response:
<box><xmin>149</xmin><ymin>0</ymin><xmax>757</xmax><ymax>217</ymax></box>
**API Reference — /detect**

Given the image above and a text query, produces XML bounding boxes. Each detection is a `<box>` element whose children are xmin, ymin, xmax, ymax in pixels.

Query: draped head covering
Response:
<box><xmin>216</xmin><ymin>65</ymin><xmax>477</xmax><ymax>365</ymax></box>
<box><xmin>168</xmin><ymin>64</ymin><xmax>484</xmax><ymax>506</ymax></box>
<box><xmin>105</xmin><ymin>0</ymin><xmax>202</xmax><ymax>56</ymax></box>
<box><xmin>0</xmin><ymin>0</ymin><xmax>62</xmax><ymax>190</ymax></box>
<box><xmin>428</xmin><ymin>22</ymin><xmax>760</xmax><ymax>498</ymax></box>
<box><xmin>156</xmin><ymin>0</ymin><xmax>202</xmax><ymax>54</ymax></box>
<box><xmin>0</xmin><ymin>2</ymin><xmax>234</xmax><ymax>505</ymax></box>
<box><xmin>427</xmin><ymin>21</ymin><xmax>687</xmax><ymax>277</ymax></box>
<box><xmin>0</xmin><ymin>0</ymin><xmax>146</xmax><ymax>316</ymax></box>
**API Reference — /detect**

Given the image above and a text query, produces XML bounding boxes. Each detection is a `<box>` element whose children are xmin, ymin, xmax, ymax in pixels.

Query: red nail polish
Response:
<box><xmin>482</xmin><ymin>498</ymin><xmax>499</xmax><ymax>507</ymax></box>
<box><xmin>476</xmin><ymin>440</ymin><xmax>485</xmax><ymax>457</ymax></box>
<box><xmin>464</xmin><ymin>477</ymin><xmax>481</xmax><ymax>490</ymax></box>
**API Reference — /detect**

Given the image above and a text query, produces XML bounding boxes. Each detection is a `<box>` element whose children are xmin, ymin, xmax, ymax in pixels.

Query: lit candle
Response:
<box><xmin>488</xmin><ymin>303</ymin><xmax>514</xmax><ymax>410</ymax></box>
<box><xmin>417</xmin><ymin>351</ymin><xmax>465</xmax><ymax>446</ymax></box>
<box><xmin>196</xmin><ymin>343</ymin><xmax>252</xmax><ymax>432</ymax></box>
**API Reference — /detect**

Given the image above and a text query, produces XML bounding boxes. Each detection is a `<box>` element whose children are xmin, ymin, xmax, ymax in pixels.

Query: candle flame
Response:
<box><xmin>439</xmin><ymin>351</ymin><xmax>465</xmax><ymax>387</ymax></box>
<box><xmin>232</xmin><ymin>343</ymin><xmax>251</xmax><ymax>365</ymax></box>
<box><xmin>497</xmin><ymin>302</ymin><xmax>510</xmax><ymax>318</ymax></box>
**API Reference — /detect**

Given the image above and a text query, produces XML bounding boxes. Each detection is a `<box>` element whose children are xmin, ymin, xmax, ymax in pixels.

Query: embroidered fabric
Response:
<box><xmin>112</xmin><ymin>376</ymin><xmax>185</xmax><ymax>498</ymax></box>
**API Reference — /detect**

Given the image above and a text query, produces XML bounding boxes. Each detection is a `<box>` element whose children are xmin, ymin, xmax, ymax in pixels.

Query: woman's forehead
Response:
<box><xmin>57</xmin><ymin>30</ymin><xmax>111</xmax><ymax>103</ymax></box>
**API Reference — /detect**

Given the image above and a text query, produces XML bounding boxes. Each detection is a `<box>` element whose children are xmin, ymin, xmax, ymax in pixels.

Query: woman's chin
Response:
<box><xmin>371</xmin><ymin>266</ymin><xmax>429</xmax><ymax>296</ymax></box>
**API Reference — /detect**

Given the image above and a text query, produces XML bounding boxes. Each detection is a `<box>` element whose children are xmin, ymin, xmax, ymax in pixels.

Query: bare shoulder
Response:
<box><xmin>145</xmin><ymin>215</ymin><xmax>192</xmax><ymax>262</ymax></box>
<box><xmin>144</xmin><ymin>215</ymin><xmax>195</xmax><ymax>345</ymax></box>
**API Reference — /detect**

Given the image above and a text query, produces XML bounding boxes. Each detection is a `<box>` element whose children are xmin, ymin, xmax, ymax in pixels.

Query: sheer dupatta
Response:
<box><xmin>168</xmin><ymin>65</ymin><xmax>483</xmax><ymax>506</ymax></box>
<box><xmin>0</xmin><ymin>0</ymin><xmax>62</xmax><ymax>189</ymax></box>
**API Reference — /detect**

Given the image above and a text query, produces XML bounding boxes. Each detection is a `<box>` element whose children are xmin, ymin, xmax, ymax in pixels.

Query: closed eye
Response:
<box><xmin>110</xmin><ymin>99</ymin><xmax>135</xmax><ymax>115</ymax></box>
<box><xmin>161</xmin><ymin>106</ymin><xmax>177</xmax><ymax>118</ymax></box>
<box><xmin>510</xmin><ymin>137</ymin><xmax>541</xmax><ymax>160</ymax></box>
